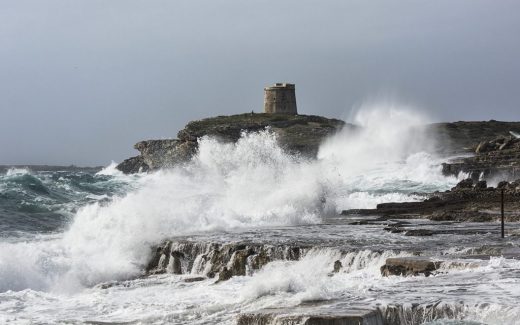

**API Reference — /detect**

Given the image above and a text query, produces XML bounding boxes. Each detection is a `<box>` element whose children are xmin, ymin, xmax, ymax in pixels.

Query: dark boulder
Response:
<box><xmin>381</xmin><ymin>257</ymin><xmax>442</xmax><ymax>277</ymax></box>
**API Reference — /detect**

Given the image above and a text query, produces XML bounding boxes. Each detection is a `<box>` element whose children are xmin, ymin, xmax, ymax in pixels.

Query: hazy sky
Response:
<box><xmin>1</xmin><ymin>0</ymin><xmax>519</xmax><ymax>166</ymax></box>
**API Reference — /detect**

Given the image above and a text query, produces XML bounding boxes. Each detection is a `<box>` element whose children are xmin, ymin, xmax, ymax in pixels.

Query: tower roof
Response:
<box><xmin>264</xmin><ymin>83</ymin><xmax>295</xmax><ymax>90</ymax></box>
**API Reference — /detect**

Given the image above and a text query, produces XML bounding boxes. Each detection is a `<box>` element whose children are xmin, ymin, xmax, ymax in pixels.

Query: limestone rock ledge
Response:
<box><xmin>145</xmin><ymin>240</ymin><xmax>307</xmax><ymax>281</ymax></box>
<box><xmin>117</xmin><ymin>113</ymin><xmax>347</xmax><ymax>173</ymax></box>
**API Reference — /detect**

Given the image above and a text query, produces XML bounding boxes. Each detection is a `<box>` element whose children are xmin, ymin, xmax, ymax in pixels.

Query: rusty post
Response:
<box><xmin>501</xmin><ymin>188</ymin><xmax>505</xmax><ymax>238</ymax></box>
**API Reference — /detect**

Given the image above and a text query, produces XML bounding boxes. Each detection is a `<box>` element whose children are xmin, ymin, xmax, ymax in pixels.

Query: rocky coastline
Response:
<box><xmin>118</xmin><ymin>114</ymin><xmax>520</xmax><ymax>224</ymax></box>
<box><xmin>115</xmin><ymin>115</ymin><xmax>520</xmax><ymax>324</ymax></box>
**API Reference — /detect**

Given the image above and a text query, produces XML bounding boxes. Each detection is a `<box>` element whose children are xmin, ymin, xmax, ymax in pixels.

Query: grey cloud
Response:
<box><xmin>1</xmin><ymin>0</ymin><xmax>519</xmax><ymax>165</ymax></box>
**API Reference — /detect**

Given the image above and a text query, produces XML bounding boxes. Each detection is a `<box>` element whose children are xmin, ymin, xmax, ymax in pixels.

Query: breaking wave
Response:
<box><xmin>0</xmin><ymin>104</ymin><xmax>459</xmax><ymax>293</ymax></box>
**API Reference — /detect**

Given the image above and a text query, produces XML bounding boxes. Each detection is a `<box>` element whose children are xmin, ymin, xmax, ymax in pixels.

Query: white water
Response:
<box><xmin>5</xmin><ymin>104</ymin><xmax>503</xmax><ymax>324</ymax></box>
<box><xmin>2</xmin><ymin>247</ymin><xmax>519</xmax><ymax>324</ymax></box>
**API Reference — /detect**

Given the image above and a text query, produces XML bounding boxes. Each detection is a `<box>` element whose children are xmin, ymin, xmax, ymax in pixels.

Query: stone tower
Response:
<box><xmin>263</xmin><ymin>83</ymin><xmax>298</xmax><ymax>115</ymax></box>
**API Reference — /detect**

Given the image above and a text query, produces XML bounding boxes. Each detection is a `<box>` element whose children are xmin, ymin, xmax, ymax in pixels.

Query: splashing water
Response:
<box><xmin>3</xmin><ymin>105</ymin><xmax>500</xmax><ymax>325</ymax></box>
<box><xmin>0</xmin><ymin>105</ymin><xmax>458</xmax><ymax>293</ymax></box>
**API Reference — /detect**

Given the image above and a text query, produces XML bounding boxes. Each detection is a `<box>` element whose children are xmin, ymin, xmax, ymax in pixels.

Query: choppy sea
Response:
<box><xmin>1</xmin><ymin>108</ymin><xmax>519</xmax><ymax>324</ymax></box>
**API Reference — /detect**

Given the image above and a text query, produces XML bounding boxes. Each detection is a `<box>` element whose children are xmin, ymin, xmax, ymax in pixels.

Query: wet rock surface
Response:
<box><xmin>145</xmin><ymin>240</ymin><xmax>307</xmax><ymax>281</ymax></box>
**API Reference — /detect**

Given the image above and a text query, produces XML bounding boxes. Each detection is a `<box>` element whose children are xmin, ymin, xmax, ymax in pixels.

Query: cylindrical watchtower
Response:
<box><xmin>263</xmin><ymin>83</ymin><xmax>298</xmax><ymax>115</ymax></box>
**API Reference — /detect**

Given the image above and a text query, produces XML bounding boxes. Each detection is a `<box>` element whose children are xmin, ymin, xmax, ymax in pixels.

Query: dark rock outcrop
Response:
<box><xmin>117</xmin><ymin>113</ymin><xmax>347</xmax><ymax>173</ymax></box>
<box><xmin>145</xmin><ymin>240</ymin><xmax>308</xmax><ymax>281</ymax></box>
<box><xmin>381</xmin><ymin>257</ymin><xmax>442</xmax><ymax>277</ymax></box>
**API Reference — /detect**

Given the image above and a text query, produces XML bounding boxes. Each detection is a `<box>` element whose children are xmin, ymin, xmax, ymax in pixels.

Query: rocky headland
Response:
<box><xmin>117</xmin><ymin>115</ymin><xmax>520</xmax><ymax>177</ymax></box>
<box><xmin>113</xmin><ymin>115</ymin><xmax>520</xmax><ymax>323</ymax></box>
<box><xmin>117</xmin><ymin>113</ymin><xmax>347</xmax><ymax>173</ymax></box>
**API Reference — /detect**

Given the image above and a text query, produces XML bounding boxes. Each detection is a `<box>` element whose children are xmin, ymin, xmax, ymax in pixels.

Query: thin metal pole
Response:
<box><xmin>501</xmin><ymin>188</ymin><xmax>505</xmax><ymax>238</ymax></box>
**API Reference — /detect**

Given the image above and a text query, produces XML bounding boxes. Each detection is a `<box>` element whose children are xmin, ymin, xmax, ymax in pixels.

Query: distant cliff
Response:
<box><xmin>426</xmin><ymin>120</ymin><xmax>520</xmax><ymax>153</ymax></box>
<box><xmin>117</xmin><ymin>113</ymin><xmax>347</xmax><ymax>173</ymax></box>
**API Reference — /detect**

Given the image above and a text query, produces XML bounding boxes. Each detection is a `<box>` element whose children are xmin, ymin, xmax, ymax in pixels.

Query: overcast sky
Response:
<box><xmin>1</xmin><ymin>0</ymin><xmax>519</xmax><ymax>166</ymax></box>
